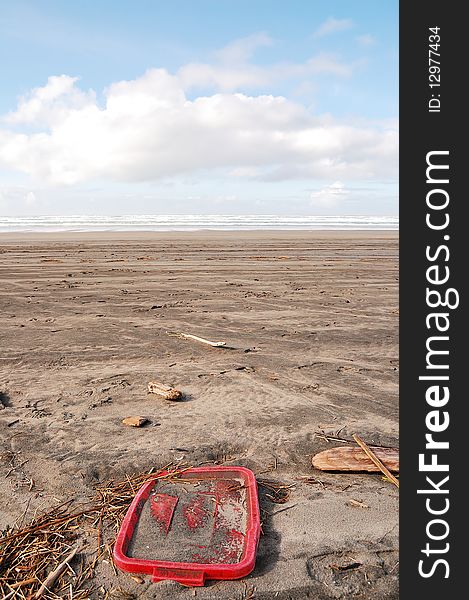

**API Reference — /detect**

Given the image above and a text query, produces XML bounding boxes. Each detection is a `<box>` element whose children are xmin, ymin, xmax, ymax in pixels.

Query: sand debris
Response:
<box><xmin>167</xmin><ymin>331</ymin><xmax>227</xmax><ymax>347</ymax></box>
<box><xmin>33</xmin><ymin>545</ymin><xmax>79</xmax><ymax>598</ymax></box>
<box><xmin>312</xmin><ymin>445</ymin><xmax>399</xmax><ymax>473</ymax></box>
<box><xmin>147</xmin><ymin>380</ymin><xmax>183</xmax><ymax>400</ymax></box>
<box><xmin>257</xmin><ymin>479</ymin><xmax>295</xmax><ymax>504</ymax></box>
<box><xmin>0</xmin><ymin>467</ymin><xmax>190</xmax><ymax>599</ymax></box>
<box><xmin>348</xmin><ymin>499</ymin><xmax>370</xmax><ymax>509</ymax></box>
<box><xmin>353</xmin><ymin>434</ymin><xmax>400</xmax><ymax>488</ymax></box>
<box><xmin>122</xmin><ymin>416</ymin><xmax>148</xmax><ymax>427</ymax></box>
<box><xmin>242</xmin><ymin>582</ymin><xmax>256</xmax><ymax>598</ymax></box>
<box><xmin>329</xmin><ymin>561</ymin><xmax>362</xmax><ymax>572</ymax></box>
<box><xmin>0</xmin><ymin>502</ymin><xmax>90</xmax><ymax>600</ymax></box>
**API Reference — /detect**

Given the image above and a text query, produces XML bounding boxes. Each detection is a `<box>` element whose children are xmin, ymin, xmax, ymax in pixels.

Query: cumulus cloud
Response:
<box><xmin>5</xmin><ymin>75</ymin><xmax>95</xmax><ymax>126</ymax></box>
<box><xmin>0</xmin><ymin>69</ymin><xmax>398</xmax><ymax>185</ymax></box>
<box><xmin>313</xmin><ymin>17</ymin><xmax>354</xmax><ymax>38</ymax></box>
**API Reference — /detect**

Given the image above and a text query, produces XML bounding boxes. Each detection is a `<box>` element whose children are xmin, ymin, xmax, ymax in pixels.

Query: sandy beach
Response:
<box><xmin>0</xmin><ymin>231</ymin><xmax>398</xmax><ymax>599</ymax></box>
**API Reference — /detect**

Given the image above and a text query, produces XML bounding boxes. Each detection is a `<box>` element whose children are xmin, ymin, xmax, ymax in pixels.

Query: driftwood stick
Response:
<box><xmin>122</xmin><ymin>416</ymin><xmax>148</xmax><ymax>427</ymax></box>
<box><xmin>9</xmin><ymin>578</ymin><xmax>36</xmax><ymax>589</ymax></box>
<box><xmin>353</xmin><ymin>435</ymin><xmax>400</xmax><ymax>488</ymax></box>
<box><xmin>148</xmin><ymin>380</ymin><xmax>183</xmax><ymax>401</ymax></box>
<box><xmin>34</xmin><ymin>546</ymin><xmax>79</xmax><ymax>599</ymax></box>
<box><xmin>312</xmin><ymin>446</ymin><xmax>399</xmax><ymax>473</ymax></box>
<box><xmin>167</xmin><ymin>331</ymin><xmax>226</xmax><ymax>347</ymax></box>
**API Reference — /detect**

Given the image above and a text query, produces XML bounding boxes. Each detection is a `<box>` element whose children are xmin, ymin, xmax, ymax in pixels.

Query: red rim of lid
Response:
<box><xmin>113</xmin><ymin>466</ymin><xmax>261</xmax><ymax>586</ymax></box>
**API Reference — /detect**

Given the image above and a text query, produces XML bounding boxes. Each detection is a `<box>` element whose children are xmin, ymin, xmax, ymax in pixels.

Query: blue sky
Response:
<box><xmin>0</xmin><ymin>0</ymin><xmax>398</xmax><ymax>216</ymax></box>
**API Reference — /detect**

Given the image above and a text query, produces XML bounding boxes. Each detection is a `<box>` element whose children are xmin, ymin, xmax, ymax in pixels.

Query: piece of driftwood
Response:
<box><xmin>9</xmin><ymin>578</ymin><xmax>36</xmax><ymax>590</ymax></box>
<box><xmin>348</xmin><ymin>499</ymin><xmax>369</xmax><ymax>509</ymax></box>
<box><xmin>353</xmin><ymin>434</ymin><xmax>399</xmax><ymax>488</ymax></box>
<box><xmin>312</xmin><ymin>446</ymin><xmax>399</xmax><ymax>473</ymax></box>
<box><xmin>122</xmin><ymin>416</ymin><xmax>148</xmax><ymax>427</ymax></box>
<box><xmin>167</xmin><ymin>331</ymin><xmax>226</xmax><ymax>347</ymax></box>
<box><xmin>148</xmin><ymin>380</ymin><xmax>183</xmax><ymax>401</ymax></box>
<box><xmin>34</xmin><ymin>546</ymin><xmax>79</xmax><ymax>599</ymax></box>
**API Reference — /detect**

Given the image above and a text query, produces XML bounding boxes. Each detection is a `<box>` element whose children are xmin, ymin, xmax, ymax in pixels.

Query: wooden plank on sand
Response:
<box><xmin>312</xmin><ymin>446</ymin><xmax>399</xmax><ymax>473</ymax></box>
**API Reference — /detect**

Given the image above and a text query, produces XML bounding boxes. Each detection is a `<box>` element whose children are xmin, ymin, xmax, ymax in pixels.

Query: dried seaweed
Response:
<box><xmin>0</xmin><ymin>466</ymin><xmax>190</xmax><ymax>599</ymax></box>
<box><xmin>257</xmin><ymin>479</ymin><xmax>295</xmax><ymax>504</ymax></box>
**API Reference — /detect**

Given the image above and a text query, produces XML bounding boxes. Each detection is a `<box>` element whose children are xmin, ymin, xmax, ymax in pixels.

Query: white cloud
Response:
<box><xmin>178</xmin><ymin>51</ymin><xmax>354</xmax><ymax>92</ymax></box>
<box><xmin>0</xmin><ymin>69</ymin><xmax>398</xmax><ymax>185</ymax></box>
<box><xmin>229</xmin><ymin>166</ymin><xmax>262</xmax><ymax>178</ymax></box>
<box><xmin>177</xmin><ymin>31</ymin><xmax>356</xmax><ymax>93</ymax></box>
<box><xmin>313</xmin><ymin>17</ymin><xmax>354</xmax><ymax>38</ymax></box>
<box><xmin>5</xmin><ymin>75</ymin><xmax>96</xmax><ymax>126</ymax></box>
<box><xmin>0</xmin><ymin>185</ymin><xmax>40</xmax><ymax>210</ymax></box>
<box><xmin>310</xmin><ymin>181</ymin><xmax>350</xmax><ymax>206</ymax></box>
<box><xmin>214</xmin><ymin>32</ymin><xmax>273</xmax><ymax>63</ymax></box>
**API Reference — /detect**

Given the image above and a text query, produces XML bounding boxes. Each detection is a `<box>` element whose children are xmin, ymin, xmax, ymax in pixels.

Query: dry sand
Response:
<box><xmin>0</xmin><ymin>231</ymin><xmax>399</xmax><ymax>599</ymax></box>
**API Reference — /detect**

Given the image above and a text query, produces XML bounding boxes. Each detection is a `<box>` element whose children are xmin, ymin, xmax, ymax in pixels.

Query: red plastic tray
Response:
<box><xmin>113</xmin><ymin>466</ymin><xmax>260</xmax><ymax>586</ymax></box>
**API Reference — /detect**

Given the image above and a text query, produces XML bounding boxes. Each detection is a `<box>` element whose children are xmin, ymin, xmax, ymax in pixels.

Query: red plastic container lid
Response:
<box><xmin>113</xmin><ymin>466</ymin><xmax>261</xmax><ymax>586</ymax></box>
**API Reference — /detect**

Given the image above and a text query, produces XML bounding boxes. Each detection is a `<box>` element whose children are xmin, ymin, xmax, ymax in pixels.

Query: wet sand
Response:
<box><xmin>0</xmin><ymin>231</ymin><xmax>399</xmax><ymax>599</ymax></box>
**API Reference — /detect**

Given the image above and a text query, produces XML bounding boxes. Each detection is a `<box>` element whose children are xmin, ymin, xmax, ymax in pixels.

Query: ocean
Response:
<box><xmin>0</xmin><ymin>215</ymin><xmax>398</xmax><ymax>232</ymax></box>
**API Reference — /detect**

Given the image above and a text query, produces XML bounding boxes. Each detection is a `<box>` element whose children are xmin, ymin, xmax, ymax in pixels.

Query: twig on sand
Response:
<box><xmin>167</xmin><ymin>331</ymin><xmax>227</xmax><ymax>347</ymax></box>
<box><xmin>314</xmin><ymin>432</ymin><xmax>351</xmax><ymax>444</ymax></box>
<box><xmin>243</xmin><ymin>582</ymin><xmax>256</xmax><ymax>599</ymax></box>
<box><xmin>297</xmin><ymin>476</ymin><xmax>326</xmax><ymax>489</ymax></box>
<box><xmin>353</xmin><ymin>434</ymin><xmax>400</xmax><ymax>488</ymax></box>
<box><xmin>268</xmin><ymin>503</ymin><xmax>298</xmax><ymax>517</ymax></box>
<box><xmin>389</xmin><ymin>560</ymin><xmax>400</xmax><ymax>573</ymax></box>
<box><xmin>34</xmin><ymin>546</ymin><xmax>79</xmax><ymax>598</ymax></box>
<box><xmin>8</xmin><ymin>578</ymin><xmax>36</xmax><ymax>590</ymax></box>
